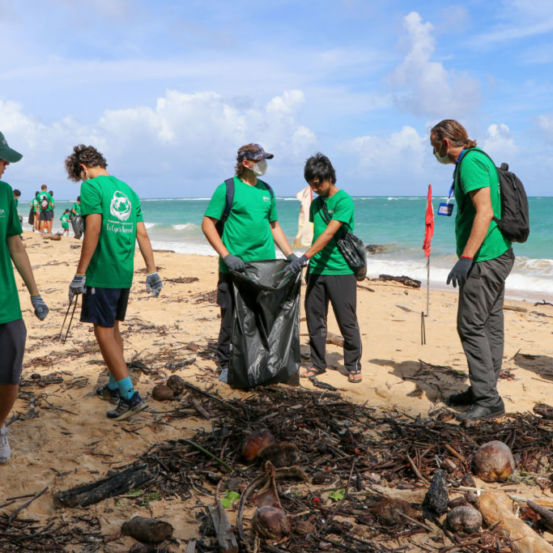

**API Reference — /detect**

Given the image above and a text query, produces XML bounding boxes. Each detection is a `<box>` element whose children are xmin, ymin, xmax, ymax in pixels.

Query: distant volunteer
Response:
<box><xmin>0</xmin><ymin>131</ymin><xmax>49</xmax><ymax>464</ymax></box>
<box><xmin>285</xmin><ymin>153</ymin><xmax>362</xmax><ymax>383</ymax></box>
<box><xmin>430</xmin><ymin>119</ymin><xmax>514</xmax><ymax>422</ymax></box>
<box><xmin>65</xmin><ymin>145</ymin><xmax>163</xmax><ymax>421</ymax></box>
<box><xmin>60</xmin><ymin>209</ymin><xmax>70</xmax><ymax>236</ymax></box>
<box><xmin>37</xmin><ymin>184</ymin><xmax>53</xmax><ymax>233</ymax></box>
<box><xmin>201</xmin><ymin>143</ymin><xmax>296</xmax><ymax>382</ymax></box>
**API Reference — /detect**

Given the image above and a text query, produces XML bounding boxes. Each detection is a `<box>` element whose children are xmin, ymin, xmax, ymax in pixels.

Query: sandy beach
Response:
<box><xmin>2</xmin><ymin>231</ymin><xmax>553</xmax><ymax>552</ymax></box>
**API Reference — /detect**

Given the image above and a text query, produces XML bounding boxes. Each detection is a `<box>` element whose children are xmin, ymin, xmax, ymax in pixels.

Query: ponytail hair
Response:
<box><xmin>431</xmin><ymin>119</ymin><xmax>477</xmax><ymax>148</ymax></box>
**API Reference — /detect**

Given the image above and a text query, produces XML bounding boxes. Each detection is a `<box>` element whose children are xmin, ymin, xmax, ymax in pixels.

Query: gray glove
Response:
<box><xmin>146</xmin><ymin>272</ymin><xmax>163</xmax><ymax>297</ymax></box>
<box><xmin>447</xmin><ymin>257</ymin><xmax>473</xmax><ymax>288</ymax></box>
<box><xmin>224</xmin><ymin>254</ymin><xmax>245</xmax><ymax>272</ymax></box>
<box><xmin>287</xmin><ymin>253</ymin><xmax>299</xmax><ymax>263</ymax></box>
<box><xmin>31</xmin><ymin>295</ymin><xmax>49</xmax><ymax>320</ymax></box>
<box><xmin>68</xmin><ymin>274</ymin><xmax>86</xmax><ymax>303</ymax></box>
<box><xmin>284</xmin><ymin>254</ymin><xmax>308</xmax><ymax>274</ymax></box>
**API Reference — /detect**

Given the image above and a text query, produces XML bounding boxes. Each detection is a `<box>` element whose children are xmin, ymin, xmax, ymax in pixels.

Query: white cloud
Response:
<box><xmin>481</xmin><ymin>123</ymin><xmax>518</xmax><ymax>159</ymax></box>
<box><xmin>537</xmin><ymin>113</ymin><xmax>553</xmax><ymax>141</ymax></box>
<box><xmin>387</xmin><ymin>12</ymin><xmax>479</xmax><ymax>118</ymax></box>
<box><xmin>0</xmin><ymin>89</ymin><xmax>316</xmax><ymax>197</ymax></box>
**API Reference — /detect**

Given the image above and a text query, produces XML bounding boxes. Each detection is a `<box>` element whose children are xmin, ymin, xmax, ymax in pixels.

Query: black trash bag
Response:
<box><xmin>228</xmin><ymin>259</ymin><xmax>301</xmax><ymax>389</ymax></box>
<box><xmin>70</xmin><ymin>215</ymin><xmax>84</xmax><ymax>239</ymax></box>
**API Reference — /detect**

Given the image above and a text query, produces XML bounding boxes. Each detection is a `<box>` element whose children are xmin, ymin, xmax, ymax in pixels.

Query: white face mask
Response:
<box><xmin>252</xmin><ymin>159</ymin><xmax>267</xmax><ymax>176</ymax></box>
<box><xmin>434</xmin><ymin>150</ymin><xmax>452</xmax><ymax>165</ymax></box>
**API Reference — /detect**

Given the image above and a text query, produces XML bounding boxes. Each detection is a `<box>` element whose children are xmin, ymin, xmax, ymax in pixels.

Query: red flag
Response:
<box><xmin>422</xmin><ymin>184</ymin><xmax>434</xmax><ymax>258</ymax></box>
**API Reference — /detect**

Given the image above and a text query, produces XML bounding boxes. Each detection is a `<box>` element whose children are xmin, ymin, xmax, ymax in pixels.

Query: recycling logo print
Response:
<box><xmin>110</xmin><ymin>191</ymin><xmax>132</xmax><ymax>221</ymax></box>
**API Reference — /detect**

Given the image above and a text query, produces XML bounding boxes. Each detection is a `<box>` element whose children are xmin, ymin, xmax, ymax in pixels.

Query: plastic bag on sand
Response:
<box><xmin>229</xmin><ymin>259</ymin><xmax>301</xmax><ymax>389</ymax></box>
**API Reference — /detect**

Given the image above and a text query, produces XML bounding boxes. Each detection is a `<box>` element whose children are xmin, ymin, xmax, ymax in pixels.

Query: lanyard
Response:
<box><xmin>448</xmin><ymin>148</ymin><xmax>468</xmax><ymax>202</ymax></box>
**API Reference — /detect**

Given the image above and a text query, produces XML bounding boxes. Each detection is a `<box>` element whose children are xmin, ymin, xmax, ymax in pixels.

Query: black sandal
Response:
<box><xmin>347</xmin><ymin>369</ymin><xmax>362</xmax><ymax>383</ymax></box>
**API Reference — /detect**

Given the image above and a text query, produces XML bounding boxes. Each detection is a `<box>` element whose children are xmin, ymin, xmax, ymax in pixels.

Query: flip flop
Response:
<box><xmin>347</xmin><ymin>370</ymin><xmax>362</xmax><ymax>383</ymax></box>
<box><xmin>300</xmin><ymin>367</ymin><xmax>325</xmax><ymax>378</ymax></box>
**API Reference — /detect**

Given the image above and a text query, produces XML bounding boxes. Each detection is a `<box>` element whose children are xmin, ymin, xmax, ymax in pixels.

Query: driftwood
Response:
<box><xmin>208</xmin><ymin>501</ymin><xmax>238</xmax><ymax>553</ymax></box>
<box><xmin>504</xmin><ymin>304</ymin><xmax>528</xmax><ymax>313</ymax></box>
<box><xmin>527</xmin><ymin>500</ymin><xmax>553</xmax><ymax>532</ymax></box>
<box><xmin>54</xmin><ymin>464</ymin><xmax>153</xmax><ymax>507</ymax></box>
<box><xmin>326</xmin><ymin>332</ymin><xmax>344</xmax><ymax>347</ymax></box>
<box><xmin>478</xmin><ymin>490</ymin><xmax>553</xmax><ymax>553</ymax></box>
<box><xmin>377</xmin><ymin>274</ymin><xmax>421</xmax><ymax>288</ymax></box>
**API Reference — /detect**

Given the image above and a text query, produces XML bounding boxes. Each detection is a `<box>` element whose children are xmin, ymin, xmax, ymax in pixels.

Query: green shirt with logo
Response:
<box><xmin>38</xmin><ymin>191</ymin><xmax>53</xmax><ymax>212</ymax></box>
<box><xmin>0</xmin><ymin>181</ymin><xmax>23</xmax><ymax>324</ymax></box>
<box><xmin>308</xmin><ymin>189</ymin><xmax>355</xmax><ymax>275</ymax></box>
<box><xmin>454</xmin><ymin>148</ymin><xmax>511</xmax><ymax>262</ymax></box>
<box><xmin>205</xmin><ymin>176</ymin><xmax>278</xmax><ymax>273</ymax></box>
<box><xmin>80</xmin><ymin>175</ymin><xmax>143</xmax><ymax>288</ymax></box>
<box><xmin>72</xmin><ymin>202</ymin><xmax>81</xmax><ymax>217</ymax></box>
<box><xmin>32</xmin><ymin>195</ymin><xmax>40</xmax><ymax>212</ymax></box>
<box><xmin>60</xmin><ymin>212</ymin><xmax>70</xmax><ymax>229</ymax></box>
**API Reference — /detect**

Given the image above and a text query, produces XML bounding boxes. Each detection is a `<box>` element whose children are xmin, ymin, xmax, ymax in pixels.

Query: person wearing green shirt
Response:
<box><xmin>70</xmin><ymin>196</ymin><xmax>84</xmax><ymax>239</ymax></box>
<box><xmin>60</xmin><ymin>209</ymin><xmax>70</xmax><ymax>236</ymax></box>
<box><xmin>202</xmin><ymin>143</ymin><xmax>296</xmax><ymax>382</ymax></box>
<box><xmin>64</xmin><ymin>144</ymin><xmax>163</xmax><ymax>421</ymax></box>
<box><xmin>0</xmin><ymin>131</ymin><xmax>49</xmax><ymax>464</ymax></box>
<box><xmin>285</xmin><ymin>153</ymin><xmax>362</xmax><ymax>384</ymax></box>
<box><xmin>430</xmin><ymin>119</ymin><xmax>514</xmax><ymax>423</ymax></box>
<box><xmin>32</xmin><ymin>191</ymin><xmax>40</xmax><ymax>232</ymax></box>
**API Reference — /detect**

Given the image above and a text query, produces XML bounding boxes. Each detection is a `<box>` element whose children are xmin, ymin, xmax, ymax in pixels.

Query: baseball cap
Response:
<box><xmin>237</xmin><ymin>143</ymin><xmax>274</xmax><ymax>162</ymax></box>
<box><xmin>0</xmin><ymin>132</ymin><xmax>22</xmax><ymax>163</ymax></box>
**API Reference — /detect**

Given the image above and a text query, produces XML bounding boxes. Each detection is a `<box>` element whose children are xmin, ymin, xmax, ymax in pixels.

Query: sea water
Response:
<box><xmin>18</xmin><ymin>196</ymin><xmax>553</xmax><ymax>300</ymax></box>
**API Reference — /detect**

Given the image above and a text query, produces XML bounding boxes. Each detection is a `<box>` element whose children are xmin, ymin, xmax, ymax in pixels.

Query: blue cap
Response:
<box><xmin>237</xmin><ymin>143</ymin><xmax>274</xmax><ymax>162</ymax></box>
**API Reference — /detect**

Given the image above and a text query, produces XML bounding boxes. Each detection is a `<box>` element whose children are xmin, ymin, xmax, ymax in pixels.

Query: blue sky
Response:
<box><xmin>1</xmin><ymin>0</ymin><xmax>553</xmax><ymax>198</ymax></box>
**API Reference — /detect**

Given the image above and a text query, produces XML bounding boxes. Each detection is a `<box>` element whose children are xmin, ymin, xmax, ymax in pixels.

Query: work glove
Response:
<box><xmin>31</xmin><ymin>295</ymin><xmax>49</xmax><ymax>321</ymax></box>
<box><xmin>224</xmin><ymin>254</ymin><xmax>245</xmax><ymax>272</ymax></box>
<box><xmin>284</xmin><ymin>254</ymin><xmax>308</xmax><ymax>275</ymax></box>
<box><xmin>447</xmin><ymin>257</ymin><xmax>473</xmax><ymax>288</ymax></box>
<box><xmin>68</xmin><ymin>274</ymin><xmax>86</xmax><ymax>303</ymax></box>
<box><xmin>146</xmin><ymin>272</ymin><xmax>163</xmax><ymax>297</ymax></box>
<box><xmin>287</xmin><ymin>253</ymin><xmax>299</xmax><ymax>263</ymax></box>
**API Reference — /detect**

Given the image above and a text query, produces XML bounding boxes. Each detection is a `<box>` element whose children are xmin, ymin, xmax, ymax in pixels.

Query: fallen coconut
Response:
<box><xmin>121</xmin><ymin>516</ymin><xmax>173</xmax><ymax>544</ymax></box>
<box><xmin>166</xmin><ymin>375</ymin><xmax>185</xmax><ymax>396</ymax></box>
<box><xmin>259</xmin><ymin>442</ymin><xmax>299</xmax><ymax>467</ymax></box>
<box><xmin>253</xmin><ymin>506</ymin><xmax>290</xmax><ymax>539</ymax></box>
<box><xmin>241</xmin><ymin>429</ymin><xmax>275</xmax><ymax>462</ymax></box>
<box><xmin>473</xmin><ymin>440</ymin><xmax>515</xmax><ymax>482</ymax></box>
<box><xmin>447</xmin><ymin>505</ymin><xmax>482</xmax><ymax>533</ymax></box>
<box><xmin>152</xmin><ymin>384</ymin><xmax>174</xmax><ymax>401</ymax></box>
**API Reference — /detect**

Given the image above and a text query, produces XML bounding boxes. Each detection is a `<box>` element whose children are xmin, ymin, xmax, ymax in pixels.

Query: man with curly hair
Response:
<box><xmin>65</xmin><ymin>145</ymin><xmax>162</xmax><ymax>420</ymax></box>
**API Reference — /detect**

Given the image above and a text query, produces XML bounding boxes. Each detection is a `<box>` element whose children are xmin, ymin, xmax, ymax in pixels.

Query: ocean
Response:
<box><xmin>18</xmin><ymin>196</ymin><xmax>553</xmax><ymax>300</ymax></box>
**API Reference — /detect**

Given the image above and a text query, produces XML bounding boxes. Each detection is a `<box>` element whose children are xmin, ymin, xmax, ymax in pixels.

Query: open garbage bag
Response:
<box><xmin>229</xmin><ymin>259</ymin><xmax>301</xmax><ymax>389</ymax></box>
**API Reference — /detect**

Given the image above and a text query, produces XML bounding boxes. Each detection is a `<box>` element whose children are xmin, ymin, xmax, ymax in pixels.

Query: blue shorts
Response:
<box><xmin>81</xmin><ymin>287</ymin><xmax>130</xmax><ymax>328</ymax></box>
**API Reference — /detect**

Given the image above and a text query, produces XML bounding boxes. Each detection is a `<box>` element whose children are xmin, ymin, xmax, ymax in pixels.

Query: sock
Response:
<box><xmin>117</xmin><ymin>377</ymin><xmax>134</xmax><ymax>400</ymax></box>
<box><xmin>107</xmin><ymin>374</ymin><xmax>118</xmax><ymax>391</ymax></box>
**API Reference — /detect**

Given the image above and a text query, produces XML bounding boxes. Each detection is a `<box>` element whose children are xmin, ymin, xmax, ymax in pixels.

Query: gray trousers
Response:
<box><xmin>305</xmin><ymin>274</ymin><xmax>362</xmax><ymax>372</ymax></box>
<box><xmin>457</xmin><ymin>249</ymin><xmax>514</xmax><ymax>407</ymax></box>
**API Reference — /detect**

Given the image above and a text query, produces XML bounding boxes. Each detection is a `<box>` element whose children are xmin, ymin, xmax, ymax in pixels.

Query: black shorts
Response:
<box><xmin>81</xmin><ymin>287</ymin><xmax>130</xmax><ymax>328</ymax></box>
<box><xmin>39</xmin><ymin>211</ymin><xmax>53</xmax><ymax>221</ymax></box>
<box><xmin>0</xmin><ymin>319</ymin><xmax>27</xmax><ymax>385</ymax></box>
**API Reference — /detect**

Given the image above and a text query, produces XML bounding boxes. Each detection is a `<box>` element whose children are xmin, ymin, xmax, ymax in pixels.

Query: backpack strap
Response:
<box><xmin>220</xmin><ymin>177</ymin><xmax>235</xmax><ymax>224</ymax></box>
<box><xmin>257</xmin><ymin>178</ymin><xmax>275</xmax><ymax>200</ymax></box>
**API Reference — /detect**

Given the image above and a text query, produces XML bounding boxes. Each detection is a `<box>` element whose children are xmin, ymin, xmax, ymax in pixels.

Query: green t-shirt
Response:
<box><xmin>32</xmin><ymin>195</ymin><xmax>40</xmax><ymax>212</ymax></box>
<box><xmin>308</xmin><ymin>189</ymin><xmax>355</xmax><ymax>275</ymax></box>
<box><xmin>0</xmin><ymin>181</ymin><xmax>23</xmax><ymax>324</ymax></box>
<box><xmin>60</xmin><ymin>213</ymin><xmax>70</xmax><ymax>228</ymax></box>
<box><xmin>38</xmin><ymin>191</ymin><xmax>53</xmax><ymax>212</ymax></box>
<box><xmin>204</xmin><ymin>176</ymin><xmax>278</xmax><ymax>273</ymax></box>
<box><xmin>72</xmin><ymin>202</ymin><xmax>81</xmax><ymax>216</ymax></box>
<box><xmin>454</xmin><ymin>148</ymin><xmax>511</xmax><ymax>262</ymax></box>
<box><xmin>80</xmin><ymin>175</ymin><xmax>143</xmax><ymax>288</ymax></box>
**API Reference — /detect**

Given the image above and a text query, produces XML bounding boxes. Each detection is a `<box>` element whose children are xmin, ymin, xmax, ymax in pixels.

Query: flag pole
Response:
<box><xmin>426</xmin><ymin>254</ymin><xmax>430</xmax><ymax>317</ymax></box>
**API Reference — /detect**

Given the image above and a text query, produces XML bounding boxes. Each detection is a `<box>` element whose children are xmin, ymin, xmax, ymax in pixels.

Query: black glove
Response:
<box><xmin>68</xmin><ymin>274</ymin><xmax>86</xmax><ymax>302</ymax></box>
<box><xmin>284</xmin><ymin>254</ymin><xmax>308</xmax><ymax>274</ymax></box>
<box><xmin>287</xmin><ymin>253</ymin><xmax>299</xmax><ymax>263</ymax></box>
<box><xmin>447</xmin><ymin>257</ymin><xmax>473</xmax><ymax>288</ymax></box>
<box><xmin>146</xmin><ymin>272</ymin><xmax>163</xmax><ymax>297</ymax></box>
<box><xmin>31</xmin><ymin>295</ymin><xmax>49</xmax><ymax>321</ymax></box>
<box><xmin>224</xmin><ymin>254</ymin><xmax>245</xmax><ymax>272</ymax></box>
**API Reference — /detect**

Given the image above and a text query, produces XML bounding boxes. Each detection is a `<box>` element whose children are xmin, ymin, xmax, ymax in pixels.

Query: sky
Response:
<box><xmin>1</xmin><ymin>0</ymin><xmax>553</xmax><ymax>199</ymax></box>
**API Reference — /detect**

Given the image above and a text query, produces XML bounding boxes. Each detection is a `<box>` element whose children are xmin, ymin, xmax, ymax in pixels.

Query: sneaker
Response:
<box><xmin>456</xmin><ymin>400</ymin><xmax>505</xmax><ymax>422</ymax></box>
<box><xmin>0</xmin><ymin>425</ymin><xmax>11</xmax><ymax>464</ymax></box>
<box><xmin>446</xmin><ymin>388</ymin><xmax>474</xmax><ymax>407</ymax></box>
<box><xmin>96</xmin><ymin>384</ymin><xmax>121</xmax><ymax>404</ymax></box>
<box><xmin>107</xmin><ymin>391</ymin><xmax>147</xmax><ymax>421</ymax></box>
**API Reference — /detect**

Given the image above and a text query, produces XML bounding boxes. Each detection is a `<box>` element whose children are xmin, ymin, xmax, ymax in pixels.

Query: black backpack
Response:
<box><xmin>458</xmin><ymin>149</ymin><xmax>530</xmax><ymax>243</ymax></box>
<box><xmin>215</xmin><ymin>177</ymin><xmax>274</xmax><ymax>236</ymax></box>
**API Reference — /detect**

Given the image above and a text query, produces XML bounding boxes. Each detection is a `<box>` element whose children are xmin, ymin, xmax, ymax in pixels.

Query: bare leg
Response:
<box><xmin>93</xmin><ymin>324</ymin><xmax>129</xmax><ymax>381</ymax></box>
<box><xmin>0</xmin><ymin>385</ymin><xmax>19</xmax><ymax>427</ymax></box>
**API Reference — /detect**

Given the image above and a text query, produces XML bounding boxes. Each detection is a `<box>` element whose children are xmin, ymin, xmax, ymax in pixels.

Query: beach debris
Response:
<box><xmin>365</xmin><ymin>244</ymin><xmax>385</xmax><ymax>254</ymax></box>
<box><xmin>122</xmin><ymin>516</ymin><xmax>173</xmax><ymax>544</ymax></box>
<box><xmin>166</xmin><ymin>374</ymin><xmax>185</xmax><ymax>395</ymax></box>
<box><xmin>54</xmin><ymin>464</ymin><xmax>153</xmax><ymax>507</ymax></box>
<box><xmin>207</xmin><ymin>501</ymin><xmax>238</xmax><ymax>553</ymax></box>
<box><xmin>503</xmin><ymin>304</ymin><xmax>528</xmax><ymax>313</ymax></box>
<box><xmin>374</xmin><ymin>274</ymin><xmax>421</xmax><ymax>288</ymax></box>
<box><xmin>259</xmin><ymin>441</ymin><xmax>300</xmax><ymax>467</ymax></box>
<box><xmin>473</xmin><ymin>440</ymin><xmax>515</xmax><ymax>482</ymax></box>
<box><xmin>129</xmin><ymin>544</ymin><xmax>168</xmax><ymax>553</ymax></box>
<box><xmin>369</xmin><ymin>497</ymin><xmax>418</xmax><ymax>526</ymax></box>
<box><xmin>533</xmin><ymin>403</ymin><xmax>553</xmax><ymax>419</ymax></box>
<box><xmin>526</xmin><ymin>500</ymin><xmax>553</xmax><ymax>533</ymax></box>
<box><xmin>253</xmin><ymin>505</ymin><xmax>290</xmax><ymax>539</ymax></box>
<box><xmin>422</xmin><ymin>469</ymin><xmax>449</xmax><ymax>517</ymax></box>
<box><xmin>152</xmin><ymin>383</ymin><xmax>175</xmax><ymax>401</ymax></box>
<box><xmin>446</xmin><ymin>504</ymin><xmax>482</xmax><ymax>533</ymax></box>
<box><xmin>326</xmin><ymin>331</ymin><xmax>344</xmax><ymax>346</ymax></box>
<box><xmin>479</xmin><ymin>490</ymin><xmax>553</xmax><ymax>553</ymax></box>
<box><xmin>42</xmin><ymin>232</ymin><xmax>62</xmax><ymax>240</ymax></box>
<box><xmin>241</xmin><ymin>429</ymin><xmax>275</xmax><ymax>462</ymax></box>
